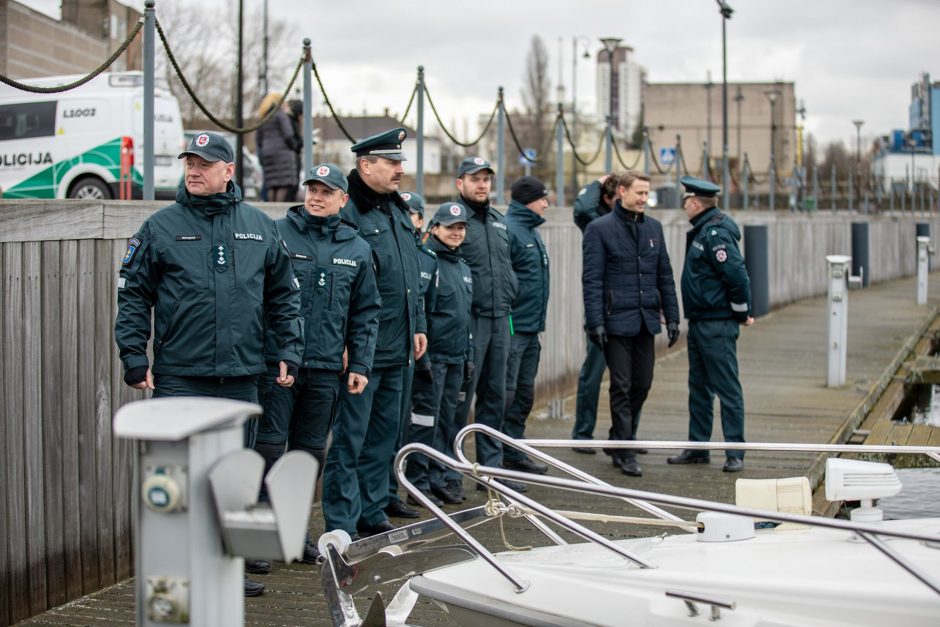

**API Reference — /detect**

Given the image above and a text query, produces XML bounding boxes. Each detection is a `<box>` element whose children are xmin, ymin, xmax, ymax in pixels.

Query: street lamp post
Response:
<box><xmin>571</xmin><ymin>36</ymin><xmax>590</xmax><ymax>190</ymax></box>
<box><xmin>853</xmin><ymin>119</ymin><xmax>864</xmax><ymax>211</ymax></box>
<box><xmin>765</xmin><ymin>91</ymin><xmax>779</xmax><ymax>209</ymax></box>
<box><xmin>717</xmin><ymin>1</ymin><xmax>733</xmax><ymax>203</ymax></box>
<box><xmin>734</xmin><ymin>85</ymin><xmax>743</xmax><ymax>173</ymax></box>
<box><xmin>600</xmin><ymin>37</ymin><xmax>622</xmax><ymax>173</ymax></box>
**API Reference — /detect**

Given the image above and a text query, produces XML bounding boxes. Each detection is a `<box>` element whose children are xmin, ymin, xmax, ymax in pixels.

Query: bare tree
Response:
<box><xmin>819</xmin><ymin>140</ymin><xmax>851</xmax><ymax>181</ymax></box>
<box><xmin>155</xmin><ymin>3</ymin><xmax>299</xmax><ymax>131</ymax></box>
<box><xmin>519</xmin><ymin>35</ymin><xmax>551</xmax><ymax>179</ymax></box>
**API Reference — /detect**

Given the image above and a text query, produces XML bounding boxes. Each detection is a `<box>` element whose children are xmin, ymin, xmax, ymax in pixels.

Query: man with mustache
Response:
<box><xmin>321</xmin><ymin>128</ymin><xmax>428</xmax><ymax>539</ymax></box>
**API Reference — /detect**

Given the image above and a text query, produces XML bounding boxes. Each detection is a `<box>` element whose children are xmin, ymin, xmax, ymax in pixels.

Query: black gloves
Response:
<box><xmin>463</xmin><ymin>360</ymin><xmax>475</xmax><ymax>384</ymax></box>
<box><xmin>416</xmin><ymin>365</ymin><xmax>434</xmax><ymax>385</ymax></box>
<box><xmin>124</xmin><ymin>365</ymin><xmax>148</xmax><ymax>385</ymax></box>
<box><xmin>587</xmin><ymin>325</ymin><xmax>607</xmax><ymax>348</ymax></box>
<box><xmin>667</xmin><ymin>321</ymin><xmax>680</xmax><ymax>348</ymax></box>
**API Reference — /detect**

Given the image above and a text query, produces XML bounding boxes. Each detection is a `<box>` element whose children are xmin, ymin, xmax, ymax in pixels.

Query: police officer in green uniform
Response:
<box><xmin>254</xmin><ymin>163</ymin><xmax>381</xmax><ymax>560</ymax></box>
<box><xmin>452</xmin><ymin>156</ymin><xmax>524</xmax><ymax>494</ymax></box>
<box><xmin>321</xmin><ymin>128</ymin><xmax>427</xmax><ymax>538</ymax></box>
<box><xmin>385</xmin><ymin>191</ymin><xmax>440</xmax><ymax>517</ymax></box>
<box><xmin>502</xmin><ymin>176</ymin><xmax>550</xmax><ymax>474</ymax></box>
<box><xmin>115</xmin><ymin>131</ymin><xmax>303</xmax><ymax>597</ymax></box>
<box><xmin>667</xmin><ymin>176</ymin><xmax>753</xmax><ymax>473</ymax></box>
<box><xmin>419</xmin><ymin>202</ymin><xmax>475</xmax><ymax>504</ymax></box>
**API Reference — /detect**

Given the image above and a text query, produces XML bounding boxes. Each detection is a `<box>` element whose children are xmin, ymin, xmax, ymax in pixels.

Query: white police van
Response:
<box><xmin>0</xmin><ymin>71</ymin><xmax>185</xmax><ymax>199</ymax></box>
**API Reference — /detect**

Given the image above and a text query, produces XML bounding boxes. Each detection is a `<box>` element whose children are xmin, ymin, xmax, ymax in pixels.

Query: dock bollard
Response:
<box><xmin>826</xmin><ymin>255</ymin><xmax>852</xmax><ymax>387</ymax></box>
<box><xmin>113</xmin><ymin>398</ymin><xmax>317</xmax><ymax>626</ymax></box>
<box><xmin>917</xmin><ymin>236</ymin><xmax>931</xmax><ymax>305</ymax></box>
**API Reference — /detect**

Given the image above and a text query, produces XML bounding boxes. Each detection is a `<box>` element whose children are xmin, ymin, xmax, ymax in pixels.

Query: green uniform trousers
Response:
<box><xmin>687</xmin><ymin>319</ymin><xmax>745</xmax><ymax>459</ymax></box>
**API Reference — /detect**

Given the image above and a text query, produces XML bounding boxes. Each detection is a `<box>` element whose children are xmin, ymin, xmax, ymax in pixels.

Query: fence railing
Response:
<box><xmin>1</xmin><ymin>176</ymin><xmax>939</xmax><ymax>627</ymax></box>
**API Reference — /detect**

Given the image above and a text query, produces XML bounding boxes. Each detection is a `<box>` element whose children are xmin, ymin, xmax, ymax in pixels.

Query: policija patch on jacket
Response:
<box><xmin>122</xmin><ymin>238</ymin><xmax>141</xmax><ymax>266</ymax></box>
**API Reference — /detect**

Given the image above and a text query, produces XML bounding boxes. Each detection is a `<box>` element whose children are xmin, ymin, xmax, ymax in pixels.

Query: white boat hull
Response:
<box><xmin>409</xmin><ymin>518</ymin><xmax>940</xmax><ymax>626</ymax></box>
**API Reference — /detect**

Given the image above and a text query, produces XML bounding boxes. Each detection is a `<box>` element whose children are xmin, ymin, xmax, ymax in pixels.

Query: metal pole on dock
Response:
<box><xmin>143</xmin><ymin>0</ymin><xmax>155</xmax><ymax>200</ymax></box>
<box><xmin>675</xmin><ymin>135</ymin><xmax>683</xmax><ymax>204</ymax></box>
<box><xmin>830</xmin><ymin>164</ymin><xmax>836</xmax><ymax>213</ymax></box>
<box><xmin>604</xmin><ymin>117</ymin><xmax>612</xmax><ymax>173</ymax></box>
<box><xmin>826</xmin><ymin>255</ymin><xmax>851</xmax><ymax>387</ymax></box>
<box><xmin>812</xmin><ymin>164</ymin><xmax>819</xmax><ymax>213</ymax></box>
<box><xmin>416</xmin><ymin>66</ymin><xmax>425</xmax><ymax>198</ymax></box>
<box><xmin>555</xmin><ymin>103</ymin><xmax>564</xmax><ymax>206</ymax></box>
<box><xmin>917</xmin><ymin>236</ymin><xmax>930</xmax><ymax>305</ymax></box>
<box><xmin>769</xmin><ymin>159</ymin><xmax>776</xmax><ymax>211</ymax></box>
<box><xmin>302</xmin><ymin>39</ymin><xmax>313</xmax><ymax>176</ymax></box>
<box><xmin>741</xmin><ymin>153</ymin><xmax>749</xmax><ymax>210</ymax></box>
<box><xmin>496</xmin><ymin>87</ymin><xmax>505</xmax><ymax>205</ymax></box>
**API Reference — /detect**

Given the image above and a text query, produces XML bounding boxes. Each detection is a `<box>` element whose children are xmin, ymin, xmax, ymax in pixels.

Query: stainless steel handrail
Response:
<box><xmin>395</xmin><ymin>431</ymin><xmax>940</xmax><ymax>597</ymax></box>
<box><xmin>453</xmin><ymin>424</ymin><xmax>692</xmax><ymax>528</ymax></box>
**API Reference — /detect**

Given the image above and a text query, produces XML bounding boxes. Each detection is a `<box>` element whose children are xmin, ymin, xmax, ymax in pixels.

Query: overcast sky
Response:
<box><xmin>22</xmin><ymin>0</ymin><xmax>940</xmax><ymax>148</ymax></box>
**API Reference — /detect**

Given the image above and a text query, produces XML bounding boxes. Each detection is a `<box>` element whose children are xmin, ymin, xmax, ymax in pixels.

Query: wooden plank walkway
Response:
<box><xmin>19</xmin><ymin>273</ymin><xmax>940</xmax><ymax>626</ymax></box>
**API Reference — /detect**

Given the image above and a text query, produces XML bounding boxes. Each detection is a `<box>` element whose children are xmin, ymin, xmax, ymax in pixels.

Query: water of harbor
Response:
<box><xmin>880</xmin><ymin>468</ymin><xmax>940</xmax><ymax>519</ymax></box>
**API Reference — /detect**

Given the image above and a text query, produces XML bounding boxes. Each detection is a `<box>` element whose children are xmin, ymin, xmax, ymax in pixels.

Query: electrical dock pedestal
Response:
<box><xmin>113</xmin><ymin>398</ymin><xmax>318</xmax><ymax>626</ymax></box>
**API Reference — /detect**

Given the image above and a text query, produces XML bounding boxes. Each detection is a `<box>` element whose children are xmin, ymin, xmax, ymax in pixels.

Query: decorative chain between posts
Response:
<box><xmin>677</xmin><ymin>143</ymin><xmax>691</xmax><ymax>176</ymax></box>
<box><xmin>425</xmin><ymin>84</ymin><xmax>498</xmax><ymax>148</ymax></box>
<box><xmin>559</xmin><ymin>115</ymin><xmax>604</xmax><ymax>166</ymax></box>
<box><xmin>156</xmin><ymin>18</ymin><xmax>302</xmax><ymax>135</ymax></box>
<box><xmin>611</xmin><ymin>136</ymin><xmax>641</xmax><ymax>170</ymax></box>
<box><xmin>310</xmin><ymin>60</ymin><xmax>356</xmax><ymax>142</ymax></box>
<box><xmin>503</xmin><ymin>109</ymin><xmax>540</xmax><ymax>163</ymax></box>
<box><xmin>398</xmin><ymin>83</ymin><xmax>418</xmax><ymax>124</ymax></box>
<box><xmin>0</xmin><ymin>17</ymin><xmax>144</xmax><ymax>93</ymax></box>
<box><xmin>647</xmin><ymin>139</ymin><xmax>673</xmax><ymax>175</ymax></box>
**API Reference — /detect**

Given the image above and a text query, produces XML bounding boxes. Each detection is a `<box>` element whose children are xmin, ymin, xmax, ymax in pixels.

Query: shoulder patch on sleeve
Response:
<box><xmin>715</xmin><ymin>249</ymin><xmax>728</xmax><ymax>263</ymax></box>
<box><xmin>122</xmin><ymin>238</ymin><xmax>141</xmax><ymax>266</ymax></box>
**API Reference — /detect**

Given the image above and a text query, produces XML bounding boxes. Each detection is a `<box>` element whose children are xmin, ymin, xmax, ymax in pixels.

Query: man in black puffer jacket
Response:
<box><xmin>582</xmin><ymin>170</ymin><xmax>680</xmax><ymax>478</ymax></box>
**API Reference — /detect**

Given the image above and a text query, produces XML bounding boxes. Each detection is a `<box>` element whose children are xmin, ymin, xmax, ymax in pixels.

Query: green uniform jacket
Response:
<box><xmin>505</xmin><ymin>200</ymin><xmax>549</xmax><ymax>334</ymax></box>
<box><xmin>573</xmin><ymin>180</ymin><xmax>610</xmax><ymax>233</ymax></box>
<box><xmin>425</xmin><ymin>236</ymin><xmax>474</xmax><ymax>364</ymax></box>
<box><xmin>456</xmin><ymin>197</ymin><xmax>518</xmax><ymax>318</ymax></box>
<box><xmin>341</xmin><ymin>170</ymin><xmax>425</xmax><ymax>369</ymax></box>
<box><xmin>268</xmin><ymin>207</ymin><xmax>380</xmax><ymax>375</ymax></box>
<box><xmin>414</xmin><ymin>235</ymin><xmax>438</xmax><ymax>370</ymax></box>
<box><xmin>115</xmin><ymin>181</ymin><xmax>303</xmax><ymax>377</ymax></box>
<box><xmin>681</xmin><ymin>207</ymin><xmax>752</xmax><ymax>322</ymax></box>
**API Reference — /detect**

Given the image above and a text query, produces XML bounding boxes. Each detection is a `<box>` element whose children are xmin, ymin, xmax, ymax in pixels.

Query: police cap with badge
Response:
<box><xmin>457</xmin><ymin>156</ymin><xmax>494</xmax><ymax>178</ymax></box>
<box><xmin>179</xmin><ymin>131</ymin><xmax>235</xmax><ymax>163</ymax></box>
<box><xmin>432</xmin><ymin>202</ymin><xmax>470</xmax><ymax>227</ymax></box>
<box><xmin>350</xmin><ymin>127</ymin><xmax>408</xmax><ymax>161</ymax></box>
<box><xmin>680</xmin><ymin>175</ymin><xmax>721</xmax><ymax>200</ymax></box>
<box><xmin>303</xmin><ymin>163</ymin><xmax>348</xmax><ymax>192</ymax></box>
<box><xmin>400</xmin><ymin>191</ymin><xmax>425</xmax><ymax>215</ymax></box>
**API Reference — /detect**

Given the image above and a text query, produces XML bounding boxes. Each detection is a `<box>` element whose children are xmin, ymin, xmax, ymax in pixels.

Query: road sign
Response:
<box><xmin>519</xmin><ymin>148</ymin><xmax>537</xmax><ymax>166</ymax></box>
<box><xmin>659</xmin><ymin>147</ymin><xmax>676</xmax><ymax>167</ymax></box>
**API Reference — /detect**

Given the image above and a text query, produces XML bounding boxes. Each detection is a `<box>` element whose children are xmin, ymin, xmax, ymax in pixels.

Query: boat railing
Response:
<box><xmin>386</xmin><ymin>424</ymin><xmax>940</xmax><ymax>598</ymax></box>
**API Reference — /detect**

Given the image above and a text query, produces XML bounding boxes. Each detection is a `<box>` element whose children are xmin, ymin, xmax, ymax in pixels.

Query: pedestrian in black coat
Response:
<box><xmin>581</xmin><ymin>170</ymin><xmax>680</xmax><ymax>477</ymax></box>
<box><xmin>256</xmin><ymin>93</ymin><xmax>301</xmax><ymax>202</ymax></box>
